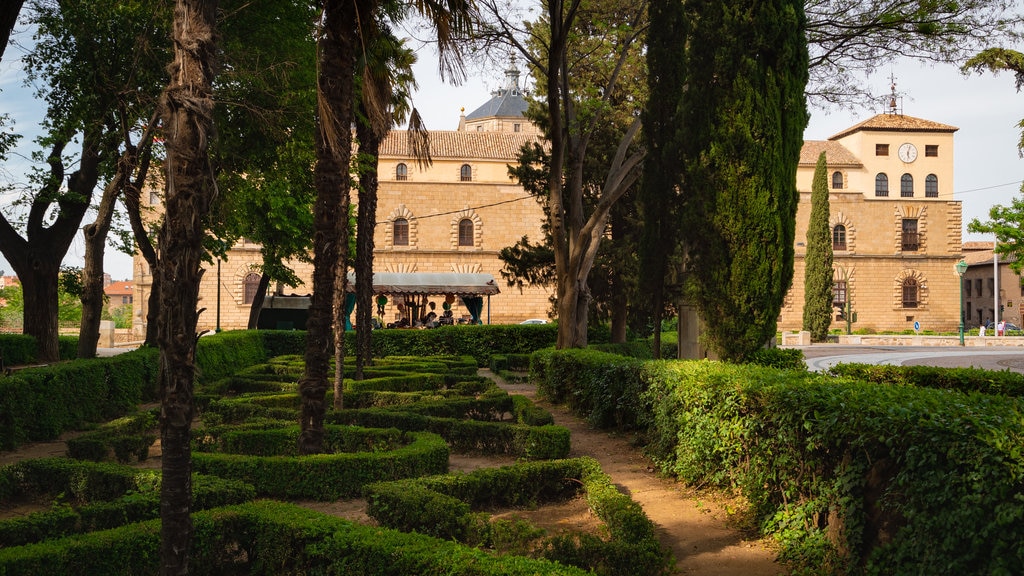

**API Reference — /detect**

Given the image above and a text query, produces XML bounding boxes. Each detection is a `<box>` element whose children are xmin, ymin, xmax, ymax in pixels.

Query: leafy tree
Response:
<box><xmin>806</xmin><ymin>0</ymin><xmax>1023</xmax><ymax>104</ymax></box>
<box><xmin>476</xmin><ymin>0</ymin><xmax>646</xmax><ymax>349</ymax></box>
<box><xmin>154</xmin><ymin>0</ymin><xmax>219</xmax><ymax>572</ymax></box>
<box><xmin>964</xmin><ymin>48</ymin><xmax>1024</xmax><ymax>269</ymax></box>
<box><xmin>803</xmin><ymin>151</ymin><xmax>832</xmax><ymax>341</ymax></box>
<box><xmin>677</xmin><ymin>0</ymin><xmax>809</xmax><ymax>361</ymax></box>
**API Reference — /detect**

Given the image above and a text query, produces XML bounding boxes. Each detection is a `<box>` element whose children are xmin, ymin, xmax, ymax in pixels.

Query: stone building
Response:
<box><xmin>960</xmin><ymin>241</ymin><xmax>1022</xmax><ymax>330</ymax></box>
<box><xmin>132</xmin><ymin>66</ymin><xmax>553</xmax><ymax>335</ymax></box>
<box><xmin>780</xmin><ymin>110</ymin><xmax>963</xmax><ymax>333</ymax></box>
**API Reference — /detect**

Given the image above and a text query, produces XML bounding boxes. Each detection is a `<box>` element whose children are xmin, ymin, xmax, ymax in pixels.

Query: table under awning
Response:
<box><xmin>344</xmin><ymin>272</ymin><xmax>500</xmax><ymax>296</ymax></box>
<box><xmin>345</xmin><ymin>272</ymin><xmax>499</xmax><ymax>325</ymax></box>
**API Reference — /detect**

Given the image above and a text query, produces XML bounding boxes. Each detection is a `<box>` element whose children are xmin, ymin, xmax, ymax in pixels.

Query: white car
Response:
<box><xmin>519</xmin><ymin>319</ymin><xmax>549</xmax><ymax>325</ymax></box>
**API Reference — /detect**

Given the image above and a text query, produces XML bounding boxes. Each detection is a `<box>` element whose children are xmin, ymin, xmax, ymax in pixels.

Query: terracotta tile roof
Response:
<box><xmin>800</xmin><ymin>140</ymin><xmax>860</xmax><ymax>166</ymax></box>
<box><xmin>829</xmin><ymin>114</ymin><xmax>958</xmax><ymax>140</ymax></box>
<box><xmin>963</xmin><ymin>249</ymin><xmax>1018</xmax><ymax>266</ymax></box>
<box><xmin>104</xmin><ymin>280</ymin><xmax>134</xmax><ymax>296</ymax></box>
<box><xmin>963</xmin><ymin>241</ymin><xmax>995</xmax><ymax>251</ymax></box>
<box><xmin>379</xmin><ymin>130</ymin><xmax>540</xmax><ymax>161</ymax></box>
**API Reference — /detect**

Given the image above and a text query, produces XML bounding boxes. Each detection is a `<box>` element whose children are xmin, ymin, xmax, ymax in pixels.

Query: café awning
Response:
<box><xmin>344</xmin><ymin>272</ymin><xmax>500</xmax><ymax>296</ymax></box>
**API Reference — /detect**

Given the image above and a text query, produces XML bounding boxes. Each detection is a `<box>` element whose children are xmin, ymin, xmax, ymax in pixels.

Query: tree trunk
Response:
<box><xmin>123</xmin><ymin>156</ymin><xmax>160</xmax><ymax>348</ymax></box>
<box><xmin>79</xmin><ymin>152</ymin><xmax>134</xmax><ymax>358</ymax></box>
<box><xmin>354</xmin><ymin>115</ymin><xmax>381</xmax><ymax>380</ymax></box>
<box><xmin>19</xmin><ymin>265</ymin><xmax>61</xmax><ymax>362</ymax></box>
<box><xmin>0</xmin><ymin>0</ymin><xmax>25</xmax><ymax>63</ymax></box>
<box><xmin>299</xmin><ymin>0</ymin><xmax>356</xmax><ymax>455</ymax></box>
<box><xmin>157</xmin><ymin>1</ymin><xmax>219</xmax><ymax>574</ymax></box>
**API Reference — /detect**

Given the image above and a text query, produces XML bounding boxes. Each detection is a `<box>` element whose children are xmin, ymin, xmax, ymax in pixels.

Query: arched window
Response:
<box><xmin>832</xmin><ymin>225</ymin><xmax>847</xmax><ymax>251</ymax></box>
<box><xmin>460</xmin><ymin>164</ymin><xmax>472</xmax><ymax>182</ymax></box>
<box><xmin>875</xmin><ymin>173</ymin><xmax>889</xmax><ymax>197</ymax></box>
<box><xmin>900</xmin><ymin>173</ymin><xmax>914</xmax><ymax>197</ymax></box>
<box><xmin>831</xmin><ymin>171</ymin><xmax>843</xmax><ymax>189</ymax></box>
<box><xmin>396</xmin><ymin>163</ymin><xmax>408</xmax><ymax>181</ymax></box>
<box><xmin>458</xmin><ymin>218</ymin><xmax>475</xmax><ymax>246</ymax></box>
<box><xmin>902</xmin><ymin>278</ymin><xmax>919</xmax><ymax>308</ymax></box>
<box><xmin>925</xmin><ymin>174</ymin><xmax>938</xmax><ymax>197</ymax></box>
<box><xmin>393</xmin><ymin>218</ymin><xmax>409</xmax><ymax>246</ymax></box>
<box><xmin>832</xmin><ymin>279</ymin><xmax>847</xmax><ymax>309</ymax></box>
<box><xmin>243</xmin><ymin>272</ymin><xmax>261</xmax><ymax>305</ymax></box>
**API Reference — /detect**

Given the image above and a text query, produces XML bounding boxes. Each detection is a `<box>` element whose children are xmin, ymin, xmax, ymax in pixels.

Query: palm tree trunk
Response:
<box><xmin>354</xmin><ymin>115</ymin><xmax>380</xmax><ymax>380</ymax></box>
<box><xmin>157</xmin><ymin>0</ymin><xmax>219</xmax><ymax>573</ymax></box>
<box><xmin>299</xmin><ymin>0</ymin><xmax>357</xmax><ymax>455</ymax></box>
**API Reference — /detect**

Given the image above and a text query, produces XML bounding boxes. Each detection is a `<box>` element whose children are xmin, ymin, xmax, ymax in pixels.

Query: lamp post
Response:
<box><xmin>955</xmin><ymin>259</ymin><xmax>968</xmax><ymax>346</ymax></box>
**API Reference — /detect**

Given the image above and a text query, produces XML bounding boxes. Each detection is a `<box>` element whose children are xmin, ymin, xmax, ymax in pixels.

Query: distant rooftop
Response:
<box><xmin>465</xmin><ymin>63</ymin><xmax>529</xmax><ymax>121</ymax></box>
<box><xmin>829</xmin><ymin>114</ymin><xmax>958</xmax><ymax>141</ymax></box>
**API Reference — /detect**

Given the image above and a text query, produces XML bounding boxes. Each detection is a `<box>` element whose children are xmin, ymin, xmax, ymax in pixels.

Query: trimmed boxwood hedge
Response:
<box><xmin>0</xmin><ymin>471</ymin><xmax>254</xmax><ymax>548</ymax></box>
<box><xmin>364</xmin><ymin>457</ymin><xmax>671</xmax><ymax>576</ymax></box>
<box><xmin>0</xmin><ymin>500</ymin><xmax>593</xmax><ymax>575</ymax></box>
<box><xmin>827</xmin><ymin>361</ymin><xmax>1024</xmax><ymax>397</ymax></box>
<box><xmin>191</xmin><ymin>429</ymin><xmax>449</xmax><ymax>500</ymax></box>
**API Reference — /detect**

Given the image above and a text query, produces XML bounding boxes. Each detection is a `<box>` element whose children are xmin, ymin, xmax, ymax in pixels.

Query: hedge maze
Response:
<box><xmin>0</xmin><ymin>330</ymin><xmax>670</xmax><ymax>575</ymax></box>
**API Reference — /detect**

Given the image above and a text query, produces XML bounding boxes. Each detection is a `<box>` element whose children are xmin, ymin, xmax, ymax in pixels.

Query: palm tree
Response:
<box><xmin>156</xmin><ymin>1</ymin><xmax>219</xmax><ymax>573</ymax></box>
<box><xmin>352</xmin><ymin>25</ymin><xmax>425</xmax><ymax>383</ymax></box>
<box><xmin>300</xmin><ymin>0</ymin><xmax>476</xmax><ymax>454</ymax></box>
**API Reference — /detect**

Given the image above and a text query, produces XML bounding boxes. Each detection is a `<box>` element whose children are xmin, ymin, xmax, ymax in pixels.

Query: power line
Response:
<box><xmin>375</xmin><ymin>194</ymin><xmax>537</xmax><ymax>225</ymax></box>
<box><xmin>953</xmin><ymin>180</ymin><xmax>1023</xmax><ymax>197</ymax></box>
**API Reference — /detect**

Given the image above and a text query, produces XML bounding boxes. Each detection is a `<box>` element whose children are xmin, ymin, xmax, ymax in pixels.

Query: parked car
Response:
<box><xmin>519</xmin><ymin>319</ymin><xmax>549</xmax><ymax>325</ymax></box>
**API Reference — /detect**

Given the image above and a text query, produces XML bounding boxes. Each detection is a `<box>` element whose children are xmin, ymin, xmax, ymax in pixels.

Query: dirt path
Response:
<box><xmin>483</xmin><ymin>370</ymin><xmax>784</xmax><ymax>576</ymax></box>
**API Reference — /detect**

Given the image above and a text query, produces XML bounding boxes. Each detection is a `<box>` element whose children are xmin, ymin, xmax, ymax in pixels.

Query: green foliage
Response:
<box><xmin>532</xmin><ymin>348</ymin><xmax>650</xmax><ymax>430</ymax></box>
<box><xmin>640</xmin><ymin>360</ymin><xmax>1024</xmax><ymax>574</ymax></box>
<box><xmin>65</xmin><ymin>409</ymin><xmax>159</xmax><ymax>463</ymax></box>
<box><xmin>827</xmin><ymin>362</ymin><xmax>1024</xmax><ymax>397</ymax></box>
<box><xmin>746</xmin><ymin>347</ymin><xmax>806</xmax><ymax>371</ymax></box>
<box><xmin>678</xmin><ymin>0</ymin><xmax>809</xmax><ymax>361</ymax></box>
<box><xmin>803</xmin><ymin>152</ymin><xmax>833</xmax><ymax>341</ymax></box>
<box><xmin>191</xmin><ymin>430</ymin><xmax>449</xmax><ymax>500</ymax></box>
<box><xmin>365</xmin><ymin>458</ymin><xmax>671</xmax><ymax>576</ymax></box>
<box><xmin>0</xmin><ymin>500</ymin><xmax>593</xmax><ymax>575</ymax></box>
<box><xmin>0</xmin><ymin>463</ymin><xmax>254</xmax><ymax>548</ymax></box>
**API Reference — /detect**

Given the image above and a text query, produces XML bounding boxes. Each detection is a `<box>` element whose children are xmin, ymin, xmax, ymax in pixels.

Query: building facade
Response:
<box><xmin>132</xmin><ymin>67</ymin><xmax>553</xmax><ymax>335</ymax></box>
<box><xmin>960</xmin><ymin>241</ymin><xmax>1022</xmax><ymax>330</ymax></box>
<box><xmin>780</xmin><ymin>112</ymin><xmax>963</xmax><ymax>333</ymax></box>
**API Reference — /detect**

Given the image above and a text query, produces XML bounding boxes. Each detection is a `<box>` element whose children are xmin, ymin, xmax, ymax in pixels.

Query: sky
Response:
<box><xmin>1</xmin><ymin>34</ymin><xmax>1022</xmax><ymax>281</ymax></box>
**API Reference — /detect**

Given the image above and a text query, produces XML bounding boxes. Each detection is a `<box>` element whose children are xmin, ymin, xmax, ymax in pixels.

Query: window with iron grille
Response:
<box><xmin>396</xmin><ymin>163</ymin><xmax>408</xmax><ymax>181</ymax></box>
<box><xmin>460</xmin><ymin>164</ymin><xmax>472</xmax><ymax>182</ymax></box>
<box><xmin>831</xmin><ymin>171</ymin><xmax>843</xmax><ymax>189</ymax></box>
<box><xmin>876</xmin><ymin>143</ymin><xmax>889</xmax><ymax>156</ymax></box>
<box><xmin>925</xmin><ymin>145</ymin><xmax>938</xmax><ymax>157</ymax></box>
<box><xmin>875</xmin><ymin>173</ymin><xmax>889</xmax><ymax>197</ymax></box>
<box><xmin>832</xmin><ymin>280</ymin><xmax>847</xmax><ymax>309</ymax></box>
<box><xmin>925</xmin><ymin>174</ymin><xmax>938</xmax><ymax>197</ymax></box>
<box><xmin>458</xmin><ymin>218</ymin><xmax>474</xmax><ymax>246</ymax></box>
<box><xmin>902</xmin><ymin>278</ymin><xmax>919</xmax><ymax>308</ymax></box>
<box><xmin>393</xmin><ymin>218</ymin><xmax>409</xmax><ymax>246</ymax></box>
<box><xmin>900</xmin><ymin>173</ymin><xmax>914</xmax><ymax>197</ymax></box>
<box><xmin>901</xmin><ymin>219</ymin><xmax>919</xmax><ymax>252</ymax></box>
<box><xmin>243</xmin><ymin>272</ymin><xmax>261</xmax><ymax>305</ymax></box>
<box><xmin>832</xmin><ymin>225</ymin><xmax>847</xmax><ymax>251</ymax></box>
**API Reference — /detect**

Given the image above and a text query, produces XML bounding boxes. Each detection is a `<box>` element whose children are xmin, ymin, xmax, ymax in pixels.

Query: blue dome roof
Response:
<box><xmin>465</xmin><ymin>65</ymin><xmax>528</xmax><ymax>120</ymax></box>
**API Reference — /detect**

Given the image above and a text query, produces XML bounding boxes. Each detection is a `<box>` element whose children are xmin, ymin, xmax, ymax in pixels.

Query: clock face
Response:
<box><xmin>898</xmin><ymin>143</ymin><xmax>918</xmax><ymax>163</ymax></box>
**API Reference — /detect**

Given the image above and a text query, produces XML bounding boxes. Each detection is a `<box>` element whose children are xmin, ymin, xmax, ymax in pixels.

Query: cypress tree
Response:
<box><xmin>679</xmin><ymin>0</ymin><xmax>809</xmax><ymax>361</ymax></box>
<box><xmin>637</xmin><ymin>0</ymin><xmax>688</xmax><ymax>351</ymax></box>
<box><xmin>803</xmin><ymin>151</ymin><xmax>833</xmax><ymax>341</ymax></box>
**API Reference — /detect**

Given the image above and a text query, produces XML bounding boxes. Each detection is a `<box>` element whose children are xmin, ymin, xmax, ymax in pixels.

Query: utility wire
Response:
<box><xmin>375</xmin><ymin>194</ymin><xmax>537</xmax><ymax>225</ymax></box>
<box><xmin>953</xmin><ymin>180</ymin><xmax>1023</xmax><ymax>197</ymax></box>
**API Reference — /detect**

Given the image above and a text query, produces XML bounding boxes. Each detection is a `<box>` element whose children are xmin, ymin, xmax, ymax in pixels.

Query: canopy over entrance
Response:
<box><xmin>345</xmin><ymin>272</ymin><xmax>500</xmax><ymax>296</ymax></box>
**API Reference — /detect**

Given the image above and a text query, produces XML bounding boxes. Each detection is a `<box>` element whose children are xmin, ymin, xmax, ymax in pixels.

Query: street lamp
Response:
<box><xmin>955</xmin><ymin>259</ymin><xmax>968</xmax><ymax>346</ymax></box>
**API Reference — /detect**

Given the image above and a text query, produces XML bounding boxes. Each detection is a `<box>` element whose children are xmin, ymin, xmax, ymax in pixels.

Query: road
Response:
<box><xmin>788</xmin><ymin>344</ymin><xmax>1024</xmax><ymax>373</ymax></box>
